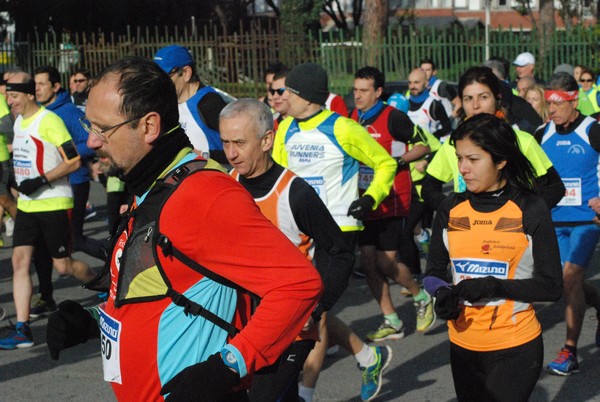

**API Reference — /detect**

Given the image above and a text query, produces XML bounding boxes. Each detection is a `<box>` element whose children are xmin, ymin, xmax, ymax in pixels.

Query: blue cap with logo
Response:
<box><xmin>153</xmin><ymin>45</ymin><xmax>194</xmax><ymax>74</ymax></box>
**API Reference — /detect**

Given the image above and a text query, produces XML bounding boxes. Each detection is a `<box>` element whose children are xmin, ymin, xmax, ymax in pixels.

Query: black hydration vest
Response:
<box><xmin>85</xmin><ymin>159</ymin><xmax>257</xmax><ymax>338</ymax></box>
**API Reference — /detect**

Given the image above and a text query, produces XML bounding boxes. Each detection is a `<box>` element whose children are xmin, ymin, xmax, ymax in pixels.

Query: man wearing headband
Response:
<box><xmin>0</xmin><ymin>72</ymin><xmax>96</xmax><ymax>350</ymax></box>
<box><xmin>536</xmin><ymin>72</ymin><xmax>600</xmax><ymax>375</ymax></box>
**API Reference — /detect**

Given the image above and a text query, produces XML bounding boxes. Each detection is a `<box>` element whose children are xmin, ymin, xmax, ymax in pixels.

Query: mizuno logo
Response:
<box><xmin>453</xmin><ymin>259</ymin><xmax>508</xmax><ymax>276</ymax></box>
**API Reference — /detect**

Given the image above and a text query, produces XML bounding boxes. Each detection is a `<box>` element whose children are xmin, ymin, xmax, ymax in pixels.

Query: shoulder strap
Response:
<box><xmin>153</xmin><ymin>158</ymin><xmax>257</xmax><ymax>337</ymax></box>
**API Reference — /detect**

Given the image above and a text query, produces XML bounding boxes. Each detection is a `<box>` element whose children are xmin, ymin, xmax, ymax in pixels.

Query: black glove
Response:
<box><xmin>347</xmin><ymin>195</ymin><xmax>375</xmax><ymax>220</ymax></box>
<box><xmin>160</xmin><ymin>353</ymin><xmax>240</xmax><ymax>402</ymax></box>
<box><xmin>453</xmin><ymin>276</ymin><xmax>498</xmax><ymax>303</ymax></box>
<box><xmin>46</xmin><ymin>300</ymin><xmax>100</xmax><ymax>360</ymax></box>
<box><xmin>434</xmin><ymin>287</ymin><xmax>462</xmax><ymax>320</ymax></box>
<box><xmin>19</xmin><ymin>175</ymin><xmax>49</xmax><ymax>195</ymax></box>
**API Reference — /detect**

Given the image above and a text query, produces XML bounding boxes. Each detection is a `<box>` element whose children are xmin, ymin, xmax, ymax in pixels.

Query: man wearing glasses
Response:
<box><xmin>0</xmin><ymin>72</ymin><xmax>95</xmax><ymax>350</ymax></box>
<box><xmin>153</xmin><ymin>45</ymin><xmax>228</xmax><ymax>165</ymax></box>
<box><xmin>45</xmin><ymin>56</ymin><xmax>322</xmax><ymax>401</ymax></box>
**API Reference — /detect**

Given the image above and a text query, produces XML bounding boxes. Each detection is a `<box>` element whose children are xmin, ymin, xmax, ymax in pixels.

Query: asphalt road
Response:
<box><xmin>1</xmin><ymin>181</ymin><xmax>600</xmax><ymax>401</ymax></box>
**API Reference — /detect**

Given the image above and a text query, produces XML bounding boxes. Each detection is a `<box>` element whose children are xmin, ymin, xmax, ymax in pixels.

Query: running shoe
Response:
<box><xmin>0</xmin><ymin>322</ymin><xmax>34</xmax><ymax>349</ymax></box>
<box><xmin>366</xmin><ymin>319</ymin><xmax>404</xmax><ymax>342</ymax></box>
<box><xmin>547</xmin><ymin>348</ymin><xmax>580</xmax><ymax>376</ymax></box>
<box><xmin>0</xmin><ymin>306</ymin><xmax>5</xmax><ymax>321</ymax></box>
<box><xmin>415</xmin><ymin>292</ymin><xmax>436</xmax><ymax>332</ymax></box>
<box><xmin>29</xmin><ymin>297</ymin><xmax>58</xmax><ymax>318</ymax></box>
<box><xmin>359</xmin><ymin>345</ymin><xmax>392</xmax><ymax>401</ymax></box>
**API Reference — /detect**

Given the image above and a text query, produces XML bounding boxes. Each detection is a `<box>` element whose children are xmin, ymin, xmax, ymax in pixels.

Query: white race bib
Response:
<box><xmin>99</xmin><ymin>307</ymin><xmax>123</xmax><ymax>384</ymax></box>
<box><xmin>451</xmin><ymin>258</ymin><xmax>509</xmax><ymax>307</ymax></box>
<box><xmin>358</xmin><ymin>166</ymin><xmax>374</xmax><ymax>191</ymax></box>
<box><xmin>557</xmin><ymin>178</ymin><xmax>582</xmax><ymax>207</ymax></box>
<box><xmin>303</xmin><ymin>176</ymin><xmax>327</xmax><ymax>205</ymax></box>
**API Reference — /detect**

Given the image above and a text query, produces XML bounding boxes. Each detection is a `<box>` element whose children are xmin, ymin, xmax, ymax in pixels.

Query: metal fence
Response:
<box><xmin>4</xmin><ymin>23</ymin><xmax>600</xmax><ymax>98</ymax></box>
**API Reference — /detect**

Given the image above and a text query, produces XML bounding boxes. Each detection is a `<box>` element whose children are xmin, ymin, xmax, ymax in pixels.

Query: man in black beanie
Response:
<box><xmin>272</xmin><ymin>62</ymin><xmax>397</xmax><ymax>401</ymax></box>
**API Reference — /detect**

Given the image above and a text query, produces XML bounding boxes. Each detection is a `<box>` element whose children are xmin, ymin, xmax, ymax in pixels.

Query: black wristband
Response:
<box><xmin>395</xmin><ymin>156</ymin><xmax>407</xmax><ymax>168</ymax></box>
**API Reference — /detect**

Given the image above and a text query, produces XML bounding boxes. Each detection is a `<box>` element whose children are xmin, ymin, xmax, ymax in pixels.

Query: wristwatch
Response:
<box><xmin>221</xmin><ymin>349</ymin><xmax>239</xmax><ymax>374</ymax></box>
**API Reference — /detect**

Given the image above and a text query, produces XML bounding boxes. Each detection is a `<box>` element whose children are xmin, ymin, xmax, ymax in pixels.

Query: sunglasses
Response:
<box><xmin>268</xmin><ymin>87</ymin><xmax>286</xmax><ymax>96</ymax></box>
<box><xmin>580</xmin><ymin>78</ymin><xmax>593</xmax><ymax>83</ymax></box>
<box><xmin>73</xmin><ymin>79</ymin><xmax>88</xmax><ymax>83</ymax></box>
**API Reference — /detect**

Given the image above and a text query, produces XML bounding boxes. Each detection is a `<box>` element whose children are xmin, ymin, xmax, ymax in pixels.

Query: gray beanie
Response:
<box><xmin>285</xmin><ymin>63</ymin><xmax>329</xmax><ymax>106</ymax></box>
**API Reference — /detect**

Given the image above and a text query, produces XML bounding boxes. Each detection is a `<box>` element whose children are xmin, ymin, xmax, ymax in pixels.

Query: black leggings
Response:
<box><xmin>450</xmin><ymin>334</ymin><xmax>543</xmax><ymax>402</ymax></box>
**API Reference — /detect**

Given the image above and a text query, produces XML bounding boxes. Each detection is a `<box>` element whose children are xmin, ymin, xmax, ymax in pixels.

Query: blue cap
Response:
<box><xmin>153</xmin><ymin>45</ymin><xmax>194</xmax><ymax>73</ymax></box>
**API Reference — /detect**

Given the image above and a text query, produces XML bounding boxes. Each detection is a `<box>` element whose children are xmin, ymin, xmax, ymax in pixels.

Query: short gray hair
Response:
<box><xmin>220</xmin><ymin>98</ymin><xmax>274</xmax><ymax>138</ymax></box>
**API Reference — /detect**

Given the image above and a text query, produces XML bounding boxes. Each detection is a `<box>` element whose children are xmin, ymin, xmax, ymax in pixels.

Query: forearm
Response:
<box><xmin>44</xmin><ymin>159</ymin><xmax>81</xmax><ymax>182</ymax></box>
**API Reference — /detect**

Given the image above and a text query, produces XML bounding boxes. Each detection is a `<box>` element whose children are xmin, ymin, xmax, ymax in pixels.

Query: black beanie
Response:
<box><xmin>285</xmin><ymin>63</ymin><xmax>329</xmax><ymax>106</ymax></box>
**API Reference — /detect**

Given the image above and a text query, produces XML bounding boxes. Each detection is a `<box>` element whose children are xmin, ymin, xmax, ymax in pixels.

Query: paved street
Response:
<box><xmin>1</xmin><ymin>181</ymin><xmax>600</xmax><ymax>401</ymax></box>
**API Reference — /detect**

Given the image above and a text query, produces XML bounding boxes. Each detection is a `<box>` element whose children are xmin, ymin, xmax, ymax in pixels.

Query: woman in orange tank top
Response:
<box><xmin>425</xmin><ymin>113</ymin><xmax>562</xmax><ymax>402</ymax></box>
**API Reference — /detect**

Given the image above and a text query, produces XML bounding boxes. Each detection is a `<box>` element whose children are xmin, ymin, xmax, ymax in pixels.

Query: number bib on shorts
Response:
<box><xmin>99</xmin><ymin>306</ymin><xmax>123</xmax><ymax>384</ymax></box>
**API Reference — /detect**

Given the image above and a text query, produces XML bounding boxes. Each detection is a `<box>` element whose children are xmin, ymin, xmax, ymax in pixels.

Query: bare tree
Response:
<box><xmin>323</xmin><ymin>0</ymin><xmax>349</xmax><ymax>31</ymax></box>
<box><xmin>362</xmin><ymin>0</ymin><xmax>387</xmax><ymax>66</ymax></box>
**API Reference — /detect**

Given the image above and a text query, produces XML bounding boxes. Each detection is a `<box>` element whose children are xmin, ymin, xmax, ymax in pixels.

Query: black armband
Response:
<box><xmin>60</xmin><ymin>140</ymin><xmax>80</xmax><ymax>161</ymax></box>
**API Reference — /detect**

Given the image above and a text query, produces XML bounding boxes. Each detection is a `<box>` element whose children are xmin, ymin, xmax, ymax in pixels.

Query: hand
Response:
<box><xmin>18</xmin><ymin>175</ymin><xmax>49</xmax><ymax>195</ymax></box>
<box><xmin>414</xmin><ymin>160</ymin><xmax>428</xmax><ymax>173</ymax></box>
<box><xmin>588</xmin><ymin>197</ymin><xmax>600</xmax><ymax>214</ymax></box>
<box><xmin>453</xmin><ymin>276</ymin><xmax>498</xmax><ymax>303</ymax></box>
<box><xmin>434</xmin><ymin>287</ymin><xmax>461</xmax><ymax>320</ymax></box>
<box><xmin>46</xmin><ymin>300</ymin><xmax>100</xmax><ymax>360</ymax></box>
<box><xmin>161</xmin><ymin>353</ymin><xmax>240</xmax><ymax>401</ymax></box>
<box><xmin>347</xmin><ymin>195</ymin><xmax>375</xmax><ymax>220</ymax></box>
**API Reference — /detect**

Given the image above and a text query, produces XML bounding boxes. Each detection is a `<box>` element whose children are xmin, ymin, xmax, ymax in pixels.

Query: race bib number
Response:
<box><xmin>13</xmin><ymin>159</ymin><xmax>34</xmax><ymax>183</ymax></box>
<box><xmin>358</xmin><ymin>165</ymin><xmax>374</xmax><ymax>191</ymax></box>
<box><xmin>557</xmin><ymin>178</ymin><xmax>582</xmax><ymax>207</ymax></box>
<box><xmin>304</xmin><ymin>176</ymin><xmax>327</xmax><ymax>205</ymax></box>
<box><xmin>451</xmin><ymin>258</ymin><xmax>508</xmax><ymax>306</ymax></box>
<box><xmin>99</xmin><ymin>307</ymin><xmax>122</xmax><ymax>384</ymax></box>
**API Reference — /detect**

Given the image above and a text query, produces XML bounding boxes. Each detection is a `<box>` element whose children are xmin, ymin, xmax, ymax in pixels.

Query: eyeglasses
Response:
<box><xmin>80</xmin><ymin>115</ymin><xmax>144</xmax><ymax>143</ymax></box>
<box><xmin>268</xmin><ymin>87</ymin><xmax>286</xmax><ymax>96</ymax></box>
<box><xmin>580</xmin><ymin>78</ymin><xmax>593</xmax><ymax>83</ymax></box>
<box><xmin>73</xmin><ymin>79</ymin><xmax>88</xmax><ymax>83</ymax></box>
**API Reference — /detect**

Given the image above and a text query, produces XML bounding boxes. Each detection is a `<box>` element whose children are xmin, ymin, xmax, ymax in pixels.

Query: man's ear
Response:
<box><xmin>262</xmin><ymin>130</ymin><xmax>275</xmax><ymax>152</ymax></box>
<box><xmin>182</xmin><ymin>65</ymin><xmax>193</xmax><ymax>82</ymax></box>
<box><xmin>142</xmin><ymin>112</ymin><xmax>161</xmax><ymax>144</ymax></box>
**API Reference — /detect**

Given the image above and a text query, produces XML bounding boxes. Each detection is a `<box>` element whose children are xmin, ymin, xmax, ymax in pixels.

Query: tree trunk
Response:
<box><xmin>361</xmin><ymin>0</ymin><xmax>388</xmax><ymax>66</ymax></box>
<box><xmin>538</xmin><ymin>0</ymin><xmax>555</xmax><ymax>74</ymax></box>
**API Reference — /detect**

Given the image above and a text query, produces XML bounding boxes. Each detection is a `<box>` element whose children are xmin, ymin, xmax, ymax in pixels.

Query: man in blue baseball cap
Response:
<box><xmin>154</xmin><ymin>45</ymin><xmax>227</xmax><ymax>164</ymax></box>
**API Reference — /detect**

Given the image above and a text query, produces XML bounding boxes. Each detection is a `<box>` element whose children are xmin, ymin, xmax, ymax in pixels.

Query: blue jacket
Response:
<box><xmin>45</xmin><ymin>90</ymin><xmax>95</xmax><ymax>185</ymax></box>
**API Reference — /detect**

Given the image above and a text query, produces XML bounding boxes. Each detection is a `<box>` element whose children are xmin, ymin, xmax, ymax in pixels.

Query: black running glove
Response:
<box><xmin>347</xmin><ymin>195</ymin><xmax>375</xmax><ymax>220</ymax></box>
<box><xmin>434</xmin><ymin>287</ymin><xmax>462</xmax><ymax>320</ymax></box>
<box><xmin>160</xmin><ymin>353</ymin><xmax>240</xmax><ymax>402</ymax></box>
<box><xmin>453</xmin><ymin>276</ymin><xmax>499</xmax><ymax>303</ymax></box>
<box><xmin>19</xmin><ymin>175</ymin><xmax>49</xmax><ymax>195</ymax></box>
<box><xmin>46</xmin><ymin>300</ymin><xmax>100</xmax><ymax>360</ymax></box>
